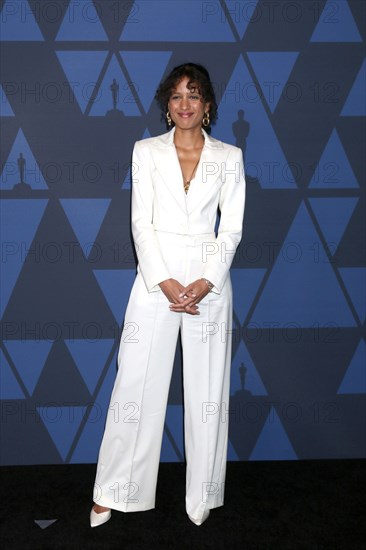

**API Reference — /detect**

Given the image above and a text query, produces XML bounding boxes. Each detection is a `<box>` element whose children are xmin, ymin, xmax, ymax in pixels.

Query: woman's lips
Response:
<box><xmin>178</xmin><ymin>112</ymin><xmax>193</xmax><ymax>117</ymax></box>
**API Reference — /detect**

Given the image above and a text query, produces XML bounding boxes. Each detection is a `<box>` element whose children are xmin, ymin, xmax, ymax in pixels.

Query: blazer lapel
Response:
<box><xmin>149</xmin><ymin>127</ymin><xmax>226</xmax><ymax>217</ymax></box>
<box><xmin>150</xmin><ymin>128</ymin><xmax>187</xmax><ymax>215</ymax></box>
<box><xmin>185</xmin><ymin>129</ymin><xmax>225</xmax><ymax>214</ymax></box>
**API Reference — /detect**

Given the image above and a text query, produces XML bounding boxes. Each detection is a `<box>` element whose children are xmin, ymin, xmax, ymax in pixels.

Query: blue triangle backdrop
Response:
<box><xmin>310</xmin><ymin>0</ymin><xmax>362</xmax><ymax>43</ymax></box>
<box><xmin>337</xmin><ymin>340</ymin><xmax>366</xmax><ymax>394</ymax></box>
<box><xmin>248</xmin><ymin>52</ymin><xmax>299</xmax><ymax>113</ymax></box>
<box><xmin>215</xmin><ymin>55</ymin><xmax>297</xmax><ymax>188</ymax></box>
<box><xmin>0</xmin><ymin>0</ymin><xmax>44</xmax><ymax>41</ymax></box>
<box><xmin>308</xmin><ymin>130</ymin><xmax>359</xmax><ymax>189</ymax></box>
<box><xmin>55</xmin><ymin>51</ymin><xmax>108</xmax><ymax>114</ymax></box>
<box><xmin>341</xmin><ymin>59</ymin><xmax>366</xmax><ymax>116</ymax></box>
<box><xmin>0</xmin><ymin>0</ymin><xmax>364</xmax><ymax>465</ymax></box>
<box><xmin>250</xmin><ymin>202</ymin><xmax>356</xmax><ymax>327</ymax></box>
<box><xmin>1</xmin><ymin>129</ymin><xmax>48</xmax><ymax>189</ymax></box>
<box><xmin>55</xmin><ymin>0</ymin><xmax>108</xmax><ymax>41</ymax></box>
<box><xmin>0</xmin><ymin>84</ymin><xmax>15</xmax><ymax>115</ymax></box>
<box><xmin>3</xmin><ymin>340</ymin><xmax>53</xmax><ymax>395</ymax></box>
<box><xmin>119</xmin><ymin>1</ymin><xmax>236</xmax><ymax>42</ymax></box>
<box><xmin>249</xmin><ymin>408</ymin><xmax>298</xmax><ymax>461</ymax></box>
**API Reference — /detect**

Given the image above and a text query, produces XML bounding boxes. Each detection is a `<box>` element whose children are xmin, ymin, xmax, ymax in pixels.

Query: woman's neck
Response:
<box><xmin>173</xmin><ymin>127</ymin><xmax>205</xmax><ymax>150</ymax></box>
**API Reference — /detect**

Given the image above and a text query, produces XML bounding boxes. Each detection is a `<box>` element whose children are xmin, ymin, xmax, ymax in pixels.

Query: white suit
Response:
<box><xmin>93</xmin><ymin>127</ymin><xmax>246</xmax><ymax>522</ymax></box>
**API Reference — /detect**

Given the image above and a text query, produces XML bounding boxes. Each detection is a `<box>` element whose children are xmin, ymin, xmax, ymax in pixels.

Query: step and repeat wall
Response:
<box><xmin>0</xmin><ymin>0</ymin><xmax>365</xmax><ymax>465</ymax></box>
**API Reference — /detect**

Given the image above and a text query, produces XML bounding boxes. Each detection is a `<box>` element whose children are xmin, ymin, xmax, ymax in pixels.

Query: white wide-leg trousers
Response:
<box><xmin>93</xmin><ymin>232</ymin><xmax>233</xmax><ymax>522</ymax></box>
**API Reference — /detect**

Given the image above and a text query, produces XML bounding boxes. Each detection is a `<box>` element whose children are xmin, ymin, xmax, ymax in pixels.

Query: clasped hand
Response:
<box><xmin>159</xmin><ymin>278</ymin><xmax>211</xmax><ymax>315</ymax></box>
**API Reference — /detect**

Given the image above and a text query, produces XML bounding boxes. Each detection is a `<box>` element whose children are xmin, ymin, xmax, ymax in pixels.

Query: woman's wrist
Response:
<box><xmin>201</xmin><ymin>278</ymin><xmax>214</xmax><ymax>292</ymax></box>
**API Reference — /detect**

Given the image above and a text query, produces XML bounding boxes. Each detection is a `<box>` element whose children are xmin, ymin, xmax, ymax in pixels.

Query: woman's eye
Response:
<box><xmin>170</xmin><ymin>94</ymin><xmax>200</xmax><ymax>100</ymax></box>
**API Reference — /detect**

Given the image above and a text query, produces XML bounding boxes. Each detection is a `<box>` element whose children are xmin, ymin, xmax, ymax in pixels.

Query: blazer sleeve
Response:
<box><xmin>202</xmin><ymin>146</ymin><xmax>246</xmax><ymax>294</ymax></box>
<box><xmin>131</xmin><ymin>140</ymin><xmax>171</xmax><ymax>292</ymax></box>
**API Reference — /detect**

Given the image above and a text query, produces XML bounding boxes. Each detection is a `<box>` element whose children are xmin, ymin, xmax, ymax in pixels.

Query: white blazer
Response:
<box><xmin>131</xmin><ymin>126</ymin><xmax>246</xmax><ymax>295</ymax></box>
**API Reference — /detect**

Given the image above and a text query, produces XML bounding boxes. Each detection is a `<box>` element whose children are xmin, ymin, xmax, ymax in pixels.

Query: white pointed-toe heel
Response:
<box><xmin>90</xmin><ymin>506</ymin><xmax>111</xmax><ymax>528</ymax></box>
<box><xmin>188</xmin><ymin>509</ymin><xmax>210</xmax><ymax>526</ymax></box>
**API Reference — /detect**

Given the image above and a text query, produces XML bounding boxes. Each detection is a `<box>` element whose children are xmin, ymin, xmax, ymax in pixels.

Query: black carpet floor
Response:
<box><xmin>0</xmin><ymin>460</ymin><xmax>365</xmax><ymax>550</ymax></box>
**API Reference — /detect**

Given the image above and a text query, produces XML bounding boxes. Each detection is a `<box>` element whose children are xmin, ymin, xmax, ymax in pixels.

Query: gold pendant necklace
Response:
<box><xmin>183</xmin><ymin>158</ymin><xmax>200</xmax><ymax>194</ymax></box>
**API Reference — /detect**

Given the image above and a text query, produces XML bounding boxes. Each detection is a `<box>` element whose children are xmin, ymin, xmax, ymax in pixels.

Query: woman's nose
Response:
<box><xmin>180</xmin><ymin>97</ymin><xmax>189</xmax><ymax>109</ymax></box>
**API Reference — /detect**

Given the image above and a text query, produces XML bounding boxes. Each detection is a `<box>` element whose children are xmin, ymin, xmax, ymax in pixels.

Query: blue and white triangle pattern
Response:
<box><xmin>55</xmin><ymin>0</ymin><xmax>108</xmax><ymax>41</ymax></box>
<box><xmin>310</xmin><ymin>0</ymin><xmax>362</xmax><ymax>43</ymax></box>
<box><xmin>89</xmin><ymin>54</ymin><xmax>141</xmax><ymax>116</ymax></box>
<box><xmin>0</xmin><ymin>0</ymin><xmax>364</xmax><ymax>466</ymax></box>
<box><xmin>337</xmin><ymin>340</ymin><xmax>366</xmax><ymax>394</ymax></box>
<box><xmin>93</xmin><ymin>270</ymin><xmax>136</xmax><ymax>324</ymax></box>
<box><xmin>56</xmin><ymin>51</ymin><xmax>108</xmax><ymax>114</ymax></box>
<box><xmin>121</xmin><ymin>51</ymin><xmax>172</xmax><ymax>113</ymax></box>
<box><xmin>309</xmin><ymin>130</ymin><xmax>359</xmax><ymax>189</ymax></box>
<box><xmin>120</xmin><ymin>0</ymin><xmax>235</xmax><ymax>42</ymax></box>
<box><xmin>71</xmin><ymin>350</ymin><xmax>117</xmax><ymax>463</ymax></box>
<box><xmin>224</xmin><ymin>0</ymin><xmax>259</xmax><ymax>40</ymax></box>
<box><xmin>231</xmin><ymin>268</ymin><xmax>267</xmax><ymax>325</ymax></box>
<box><xmin>37</xmin><ymin>405</ymin><xmax>85</xmax><ymax>461</ymax></box>
<box><xmin>0</xmin><ymin>199</ymin><xmax>48</xmax><ymax>318</ymax></box>
<box><xmin>65</xmin><ymin>339</ymin><xmax>115</xmax><ymax>394</ymax></box>
<box><xmin>250</xmin><ymin>407</ymin><xmax>298</xmax><ymax>460</ymax></box>
<box><xmin>231</xmin><ymin>340</ymin><xmax>267</xmax><ymax>396</ymax></box>
<box><xmin>59</xmin><ymin>199</ymin><xmax>111</xmax><ymax>258</ymax></box>
<box><xmin>248</xmin><ymin>52</ymin><xmax>299</xmax><ymax>113</ymax></box>
<box><xmin>215</xmin><ymin>55</ymin><xmax>297</xmax><ymax>188</ymax></box>
<box><xmin>3</xmin><ymin>340</ymin><xmax>53</xmax><ymax>395</ymax></box>
<box><xmin>341</xmin><ymin>59</ymin><xmax>366</xmax><ymax>116</ymax></box>
<box><xmin>250</xmin><ymin>202</ymin><xmax>356</xmax><ymax>327</ymax></box>
<box><xmin>0</xmin><ymin>84</ymin><xmax>15</xmax><ymax>115</ymax></box>
<box><xmin>0</xmin><ymin>0</ymin><xmax>44</xmax><ymax>41</ymax></box>
<box><xmin>0</xmin><ymin>349</ymin><xmax>26</xmax><ymax>400</ymax></box>
<box><xmin>309</xmin><ymin>198</ymin><xmax>358</xmax><ymax>249</ymax></box>
<box><xmin>1</xmin><ymin>129</ymin><xmax>48</xmax><ymax>190</ymax></box>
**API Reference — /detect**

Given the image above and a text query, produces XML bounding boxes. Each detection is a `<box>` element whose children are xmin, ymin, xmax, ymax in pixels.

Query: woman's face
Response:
<box><xmin>168</xmin><ymin>76</ymin><xmax>210</xmax><ymax>131</ymax></box>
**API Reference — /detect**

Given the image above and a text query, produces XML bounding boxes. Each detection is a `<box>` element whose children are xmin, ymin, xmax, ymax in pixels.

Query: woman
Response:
<box><xmin>90</xmin><ymin>63</ymin><xmax>246</xmax><ymax>527</ymax></box>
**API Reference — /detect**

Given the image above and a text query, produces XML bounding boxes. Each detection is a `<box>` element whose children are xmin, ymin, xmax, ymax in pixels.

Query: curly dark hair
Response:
<box><xmin>155</xmin><ymin>62</ymin><xmax>218</xmax><ymax>132</ymax></box>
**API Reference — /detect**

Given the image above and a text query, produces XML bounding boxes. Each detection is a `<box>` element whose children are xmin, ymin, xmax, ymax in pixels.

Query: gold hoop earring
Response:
<box><xmin>166</xmin><ymin>111</ymin><xmax>172</xmax><ymax>126</ymax></box>
<box><xmin>203</xmin><ymin>112</ymin><xmax>210</xmax><ymax>127</ymax></box>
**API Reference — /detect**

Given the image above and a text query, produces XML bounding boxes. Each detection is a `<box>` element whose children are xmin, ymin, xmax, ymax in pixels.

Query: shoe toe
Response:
<box><xmin>188</xmin><ymin>509</ymin><xmax>210</xmax><ymax>526</ymax></box>
<box><xmin>90</xmin><ymin>508</ymin><xmax>111</xmax><ymax>528</ymax></box>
